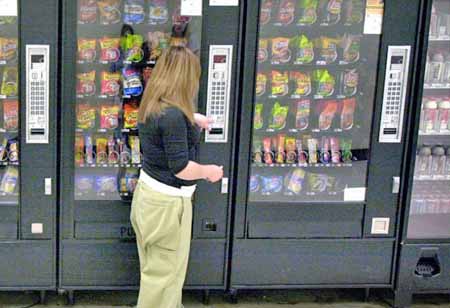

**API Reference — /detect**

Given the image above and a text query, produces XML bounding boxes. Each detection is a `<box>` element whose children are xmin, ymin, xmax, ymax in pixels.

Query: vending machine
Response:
<box><xmin>395</xmin><ymin>0</ymin><xmax>450</xmax><ymax>307</ymax></box>
<box><xmin>230</xmin><ymin>0</ymin><xmax>423</xmax><ymax>299</ymax></box>
<box><xmin>0</xmin><ymin>0</ymin><xmax>58</xmax><ymax>302</ymax></box>
<box><xmin>59</xmin><ymin>0</ymin><xmax>241</xmax><ymax>302</ymax></box>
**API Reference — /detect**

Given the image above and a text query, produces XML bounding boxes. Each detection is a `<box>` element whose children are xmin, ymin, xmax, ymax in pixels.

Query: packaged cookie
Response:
<box><xmin>98</xmin><ymin>0</ymin><xmax>122</xmax><ymax>25</ymax></box>
<box><xmin>271</xmin><ymin>37</ymin><xmax>291</xmax><ymax>64</ymax></box>
<box><xmin>76</xmin><ymin>71</ymin><xmax>96</xmax><ymax>97</ymax></box>
<box><xmin>271</xmin><ymin>70</ymin><xmax>289</xmax><ymax>97</ymax></box>
<box><xmin>78</xmin><ymin>39</ymin><xmax>97</xmax><ymax>62</ymax></box>
<box><xmin>78</xmin><ymin>0</ymin><xmax>97</xmax><ymax>24</ymax></box>
<box><xmin>149</xmin><ymin>0</ymin><xmax>169</xmax><ymax>25</ymax></box>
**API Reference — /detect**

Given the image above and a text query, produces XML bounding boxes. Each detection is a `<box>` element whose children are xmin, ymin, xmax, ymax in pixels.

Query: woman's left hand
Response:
<box><xmin>194</xmin><ymin>113</ymin><xmax>213</xmax><ymax>131</ymax></box>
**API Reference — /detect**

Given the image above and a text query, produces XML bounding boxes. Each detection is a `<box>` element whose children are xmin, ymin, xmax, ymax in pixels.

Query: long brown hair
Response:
<box><xmin>138</xmin><ymin>45</ymin><xmax>201</xmax><ymax>124</ymax></box>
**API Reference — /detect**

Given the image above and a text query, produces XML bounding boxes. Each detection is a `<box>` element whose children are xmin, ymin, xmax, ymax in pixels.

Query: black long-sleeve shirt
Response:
<box><xmin>139</xmin><ymin>107</ymin><xmax>200</xmax><ymax>188</ymax></box>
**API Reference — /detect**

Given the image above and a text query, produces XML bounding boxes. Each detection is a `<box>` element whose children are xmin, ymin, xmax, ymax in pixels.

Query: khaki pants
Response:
<box><xmin>130</xmin><ymin>180</ymin><xmax>193</xmax><ymax>308</ymax></box>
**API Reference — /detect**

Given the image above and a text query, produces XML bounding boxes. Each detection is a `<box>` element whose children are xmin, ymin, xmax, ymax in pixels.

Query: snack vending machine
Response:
<box><xmin>395</xmin><ymin>0</ymin><xmax>450</xmax><ymax>307</ymax></box>
<box><xmin>230</xmin><ymin>0</ymin><xmax>422</xmax><ymax>298</ymax></box>
<box><xmin>0</xmin><ymin>0</ymin><xmax>58</xmax><ymax>301</ymax></box>
<box><xmin>59</xmin><ymin>0</ymin><xmax>241</xmax><ymax>302</ymax></box>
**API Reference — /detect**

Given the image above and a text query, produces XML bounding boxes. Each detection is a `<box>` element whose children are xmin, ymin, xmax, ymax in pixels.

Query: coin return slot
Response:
<box><xmin>30</xmin><ymin>129</ymin><xmax>45</xmax><ymax>135</ymax></box>
<box><xmin>209</xmin><ymin>128</ymin><xmax>223</xmax><ymax>135</ymax></box>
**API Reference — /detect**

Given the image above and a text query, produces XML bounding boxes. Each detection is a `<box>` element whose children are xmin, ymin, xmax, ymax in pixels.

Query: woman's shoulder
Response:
<box><xmin>158</xmin><ymin>107</ymin><xmax>189</xmax><ymax>129</ymax></box>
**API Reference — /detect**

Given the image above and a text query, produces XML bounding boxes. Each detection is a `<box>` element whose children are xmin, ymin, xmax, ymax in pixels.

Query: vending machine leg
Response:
<box><xmin>393</xmin><ymin>290</ymin><xmax>412</xmax><ymax>308</ymax></box>
<box><xmin>364</xmin><ymin>288</ymin><xmax>371</xmax><ymax>302</ymax></box>
<box><xmin>39</xmin><ymin>290</ymin><xmax>47</xmax><ymax>305</ymax></box>
<box><xmin>202</xmin><ymin>290</ymin><xmax>210</xmax><ymax>305</ymax></box>
<box><xmin>66</xmin><ymin>290</ymin><xmax>75</xmax><ymax>306</ymax></box>
<box><xmin>228</xmin><ymin>288</ymin><xmax>238</xmax><ymax>304</ymax></box>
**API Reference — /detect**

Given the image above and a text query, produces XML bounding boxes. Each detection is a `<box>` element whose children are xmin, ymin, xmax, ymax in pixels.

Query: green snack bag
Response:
<box><xmin>1</xmin><ymin>67</ymin><xmax>18</xmax><ymax>97</ymax></box>
<box><xmin>254</xmin><ymin>103</ymin><xmax>264</xmax><ymax>130</ymax></box>
<box><xmin>295</xmin><ymin>35</ymin><xmax>314</xmax><ymax>64</ymax></box>
<box><xmin>269</xmin><ymin>102</ymin><xmax>289</xmax><ymax>130</ymax></box>
<box><xmin>341</xmin><ymin>139</ymin><xmax>353</xmax><ymax>162</ymax></box>
<box><xmin>121</xmin><ymin>34</ymin><xmax>144</xmax><ymax>63</ymax></box>
<box><xmin>314</xmin><ymin>69</ymin><xmax>335</xmax><ymax>97</ymax></box>
<box><xmin>298</xmin><ymin>0</ymin><xmax>319</xmax><ymax>25</ymax></box>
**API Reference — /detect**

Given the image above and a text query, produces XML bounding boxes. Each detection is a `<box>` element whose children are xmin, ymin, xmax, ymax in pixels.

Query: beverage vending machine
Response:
<box><xmin>395</xmin><ymin>0</ymin><xmax>450</xmax><ymax>307</ymax></box>
<box><xmin>230</xmin><ymin>0</ymin><xmax>423</xmax><ymax>299</ymax></box>
<box><xmin>59</xmin><ymin>0</ymin><xmax>241</xmax><ymax>303</ymax></box>
<box><xmin>0</xmin><ymin>0</ymin><xmax>58</xmax><ymax>302</ymax></box>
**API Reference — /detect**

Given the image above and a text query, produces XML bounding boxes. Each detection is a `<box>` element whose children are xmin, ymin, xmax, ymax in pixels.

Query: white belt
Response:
<box><xmin>139</xmin><ymin>170</ymin><xmax>196</xmax><ymax>198</ymax></box>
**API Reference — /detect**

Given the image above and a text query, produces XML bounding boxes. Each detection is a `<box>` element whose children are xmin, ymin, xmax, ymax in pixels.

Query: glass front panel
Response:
<box><xmin>249</xmin><ymin>0</ymin><xmax>384</xmax><ymax>203</ymax></box>
<box><xmin>0</xmin><ymin>7</ymin><xmax>19</xmax><ymax>206</ymax></box>
<box><xmin>407</xmin><ymin>0</ymin><xmax>450</xmax><ymax>239</ymax></box>
<box><xmin>74</xmin><ymin>0</ymin><xmax>202</xmax><ymax>201</ymax></box>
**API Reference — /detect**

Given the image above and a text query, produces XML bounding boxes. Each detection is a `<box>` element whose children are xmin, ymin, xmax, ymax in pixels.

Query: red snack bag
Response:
<box><xmin>263</xmin><ymin>137</ymin><xmax>274</xmax><ymax>164</ymax></box>
<box><xmin>341</xmin><ymin>98</ymin><xmax>356</xmax><ymax>130</ymax></box>
<box><xmin>78</xmin><ymin>39</ymin><xmax>96</xmax><ymax>62</ymax></box>
<box><xmin>276</xmin><ymin>0</ymin><xmax>295</xmax><ymax>26</ymax></box>
<box><xmin>100</xmin><ymin>71</ymin><xmax>120</xmax><ymax>97</ymax></box>
<box><xmin>78</xmin><ymin>0</ymin><xmax>97</xmax><ymax>24</ymax></box>
<box><xmin>3</xmin><ymin>100</ymin><xmax>18</xmax><ymax>130</ymax></box>
<box><xmin>99</xmin><ymin>38</ymin><xmax>121</xmax><ymax>63</ymax></box>
<box><xmin>75</xmin><ymin>135</ymin><xmax>85</xmax><ymax>165</ymax></box>
<box><xmin>318</xmin><ymin>100</ymin><xmax>338</xmax><ymax>130</ymax></box>
<box><xmin>100</xmin><ymin>105</ymin><xmax>120</xmax><ymax>129</ymax></box>
<box><xmin>76</xmin><ymin>71</ymin><xmax>96</xmax><ymax>96</ymax></box>
<box><xmin>124</xmin><ymin>101</ymin><xmax>139</xmax><ymax>129</ymax></box>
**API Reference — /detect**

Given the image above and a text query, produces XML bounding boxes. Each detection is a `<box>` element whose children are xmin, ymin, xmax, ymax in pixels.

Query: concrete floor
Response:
<box><xmin>0</xmin><ymin>290</ymin><xmax>449</xmax><ymax>308</ymax></box>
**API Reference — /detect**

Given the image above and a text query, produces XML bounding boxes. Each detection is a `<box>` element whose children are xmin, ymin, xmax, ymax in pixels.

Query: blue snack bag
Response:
<box><xmin>124</xmin><ymin>0</ymin><xmax>145</xmax><ymax>24</ymax></box>
<box><xmin>249</xmin><ymin>175</ymin><xmax>260</xmax><ymax>193</ymax></box>
<box><xmin>96</xmin><ymin>175</ymin><xmax>117</xmax><ymax>193</ymax></box>
<box><xmin>261</xmin><ymin>176</ymin><xmax>283</xmax><ymax>194</ymax></box>
<box><xmin>122</xmin><ymin>67</ymin><xmax>143</xmax><ymax>96</ymax></box>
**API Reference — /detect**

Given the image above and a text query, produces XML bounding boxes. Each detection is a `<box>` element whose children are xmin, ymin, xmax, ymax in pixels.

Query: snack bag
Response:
<box><xmin>318</xmin><ymin>100</ymin><xmax>338</xmax><ymax>130</ymax></box>
<box><xmin>313</xmin><ymin>69</ymin><xmax>335</xmax><ymax>97</ymax></box>
<box><xmin>256</xmin><ymin>73</ymin><xmax>267</xmax><ymax>96</ymax></box>
<box><xmin>1</xmin><ymin>67</ymin><xmax>18</xmax><ymax>97</ymax></box>
<box><xmin>85</xmin><ymin>134</ymin><xmax>95</xmax><ymax>164</ymax></box>
<box><xmin>341</xmin><ymin>98</ymin><xmax>356</xmax><ymax>130</ymax></box>
<box><xmin>124</xmin><ymin>101</ymin><xmax>139</xmax><ymax>129</ymax></box>
<box><xmin>330</xmin><ymin>137</ymin><xmax>341</xmax><ymax>163</ymax></box>
<box><xmin>253</xmin><ymin>138</ymin><xmax>263</xmax><ymax>163</ymax></box>
<box><xmin>75</xmin><ymin>135</ymin><xmax>85</xmax><ymax>165</ymax></box>
<box><xmin>271</xmin><ymin>71</ymin><xmax>289</xmax><ymax>96</ymax></box>
<box><xmin>78</xmin><ymin>0</ymin><xmax>97</xmax><ymax>24</ymax></box>
<box><xmin>295</xmin><ymin>99</ymin><xmax>310</xmax><ymax>130</ymax></box>
<box><xmin>343</xmin><ymin>0</ymin><xmax>364</xmax><ymax>25</ymax></box>
<box><xmin>298</xmin><ymin>0</ymin><xmax>318</xmax><ymax>25</ymax></box>
<box><xmin>276</xmin><ymin>0</ymin><xmax>295</xmax><ymax>26</ymax></box>
<box><xmin>107</xmin><ymin>136</ymin><xmax>119</xmax><ymax>164</ymax></box>
<box><xmin>260</xmin><ymin>0</ymin><xmax>273</xmax><ymax>25</ymax></box>
<box><xmin>319</xmin><ymin>0</ymin><xmax>342</xmax><ymax>25</ymax></box>
<box><xmin>96</xmin><ymin>137</ymin><xmax>108</xmax><ymax>164</ymax></box>
<box><xmin>315</xmin><ymin>36</ymin><xmax>339</xmax><ymax>64</ymax></box>
<box><xmin>96</xmin><ymin>176</ymin><xmax>117</xmax><ymax>193</ymax></box>
<box><xmin>308</xmin><ymin>173</ymin><xmax>334</xmax><ymax>192</ymax></box>
<box><xmin>98</xmin><ymin>0</ymin><xmax>122</xmax><ymax>25</ymax></box>
<box><xmin>0</xmin><ymin>167</ymin><xmax>18</xmax><ymax>194</ymax></box>
<box><xmin>275</xmin><ymin>134</ymin><xmax>286</xmax><ymax>164</ymax></box>
<box><xmin>341</xmin><ymin>138</ymin><xmax>353</xmax><ymax>162</ymax></box>
<box><xmin>254</xmin><ymin>103</ymin><xmax>264</xmax><ymax>130</ymax></box>
<box><xmin>320</xmin><ymin>136</ymin><xmax>331</xmax><ymax>163</ymax></box>
<box><xmin>258</xmin><ymin>39</ymin><xmax>269</xmax><ymax>63</ymax></box>
<box><xmin>149</xmin><ymin>0</ymin><xmax>169</xmax><ymax>25</ymax></box>
<box><xmin>76</xmin><ymin>71</ymin><xmax>96</xmax><ymax>96</ymax></box>
<box><xmin>307</xmin><ymin>138</ymin><xmax>318</xmax><ymax>164</ymax></box>
<box><xmin>297</xmin><ymin>138</ymin><xmax>308</xmax><ymax>164</ymax></box>
<box><xmin>118</xmin><ymin>137</ymin><xmax>131</xmax><ymax>164</ymax></box>
<box><xmin>121</xmin><ymin>34</ymin><xmax>144</xmax><ymax>63</ymax></box>
<box><xmin>148</xmin><ymin>32</ymin><xmax>170</xmax><ymax>61</ymax></box>
<box><xmin>263</xmin><ymin>137</ymin><xmax>273</xmax><ymax>164</ymax></box>
<box><xmin>249</xmin><ymin>175</ymin><xmax>260</xmax><ymax>193</ymax></box>
<box><xmin>271</xmin><ymin>37</ymin><xmax>291</xmax><ymax>64</ymax></box>
<box><xmin>0</xmin><ymin>17</ymin><xmax>16</xmax><ymax>25</ymax></box>
<box><xmin>124</xmin><ymin>0</ymin><xmax>145</xmax><ymax>24</ymax></box>
<box><xmin>122</xmin><ymin>68</ymin><xmax>143</xmax><ymax>97</ymax></box>
<box><xmin>285</xmin><ymin>168</ymin><xmax>306</xmax><ymax>194</ymax></box>
<box><xmin>285</xmin><ymin>137</ymin><xmax>297</xmax><ymax>163</ymax></box>
<box><xmin>125</xmin><ymin>168</ymin><xmax>139</xmax><ymax>192</ymax></box>
<box><xmin>77</xmin><ymin>104</ymin><xmax>96</xmax><ymax>130</ymax></box>
<box><xmin>78</xmin><ymin>39</ymin><xmax>96</xmax><ymax>62</ymax></box>
<box><xmin>0</xmin><ymin>38</ymin><xmax>18</xmax><ymax>62</ymax></box>
<box><xmin>129</xmin><ymin>135</ymin><xmax>141</xmax><ymax>164</ymax></box>
<box><xmin>99</xmin><ymin>38</ymin><xmax>121</xmax><ymax>63</ymax></box>
<box><xmin>100</xmin><ymin>72</ymin><xmax>121</xmax><ymax>97</ymax></box>
<box><xmin>295</xmin><ymin>35</ymin><xmax>314</xmax><ymax>64</ymax></box>
<box><xmin>100</xmin><ymin>105</ymin><xmax>120</xmax><ymax>129</ymax></box>
<box><xmin>8</xmin><ymin>139</ymin><xmax>19</xmax><ymax>163</ymax></box>
<box><xmin>340</xmin><ymin>69</ymin><xmax>359</xmax><ymax>96</ymax></box>
<box><xmin>341</xmin><ymin>34</ymin><xmax>361</xmax><ymax>63</ymax></box>
<box><xmin>261</xmin><ymin>176</ymin><xmax>283</xmax><ymax>194</ymax></box>
<box><xmin>290</xmin><ymin>71</ymin><xmax>311</xmax><ymax>97</ymax></box>
<box><xmin>75</xmin><ymin>175</ymin><xmax>94</xmax><ymax>193</ymax></box>
<box><xmin>3</xmin><ymin>100</ymin><xmax>18</xmax><ymax>130</ymax></box>
<box><xmin>0</xmin><ymin>138</ymin><xmax>7</xmax><ymax>161</ymax></box>
<box><xmin>269</xmin><ymin>102</ymin><xmax>289</xmax><ymax>130</ymax></box>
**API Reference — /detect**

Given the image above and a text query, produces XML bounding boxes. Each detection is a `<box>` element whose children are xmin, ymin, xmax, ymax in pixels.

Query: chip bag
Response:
<box><xmin>290</xmin><ymin>71</ymin><xmax>311</xmax><ymax>97</ymax></box>
<box><xmin>341</xmin><ymin>34</ymin><xmax>361</xmax><ymax>63</ymax></box>
<box><xmin>75</xmin><ymin>175</ymin><xmax>94</xmax><ymax>193</ymax></box>
<box><xmin>344</xmin><ymin>0</ymin><xmax>364</xmax><ymax>25</ymax></box>
<box><xmin>96</xmin><ymin>176</ymin><xmax>117</xmax><ymax>193</ymax></box>
<box><xmin>76</xmin><ymin>71</ymin><xmax>96</xmax><ymax>96</ymax></box>
<box><xmin>122</xmin><ymin>67</ymin><xmax>143</xmax><ymax>97</ymax></box>
<box><xmin>129</xmin><ymin>135</ymin><xmax>141</xmax><ymax>164</ymax></box>
<box><xmin>121</xmin><ymin>34</ymin><xmax>144</xmax><ymax>63</ymax></box>
<box><xmin>318</xmin><ymin>100</ymin><xmax>338</xmax><ymax>130</ymax></box>
<box><xmin>3</xmin><ymin>100</ymin><xmax>18</xmax><ymax>130</ymax></box>
<box><xmin>295</xmin><ymin>99</ymin><xmax>310</xmax><ymax>130</ymax></box>
<box><xmin>100</xmin><ymin>105</ymin><xmax>120</xmax><ymax>129</ymax></box>
<box><xmin>77</xmin><ymin>104</ymin><xmax>96</xmax><ymax>130</ymax></box>
<box><xmin>341</xmin><ymin>98</ymin><xmax>356</xmax><ymax>130</ymax></box>
<box><xmin>0</xmin><ymin>166</ymin><xmax>18</xmax><ymax>194</ymax></box>
<box><xmin>96</xmin><ymin>137</ymin><xmax>108</xmax><ymax>164</ymax></box>
<box><xmin>307</xmin><ymin>172</ymin><xmax>334</xmax><ymax>192</ymax></box>
<box><xmin>285</xmin><ymin>137</ymin><xmax>297</xmax><ymax>163</ymax></box>
<box><xmin>319</xmin><ymin>0</ymin><xmax>342</xmax><ymax>25</ymax></box>
<box><xmin>99</xmin><ymin>38</ymin><xmax>121</xmax><ymax>63</ymax></box>
<box><xmin>285</xmin><ymin>168</ymin><xmax>306</xmax><ymax>194</ymax></box>
<box><xmin>263</xmin><ymin>137</ymin><xmax>274</xmax><ymax>164</ymax></box>
<box><xmin>276</xmin><ymin>0</ymin><xmax>295</xmax><ymax>26</ymax></box>
<box><xmin>275</xmin><ymin>134</ymin><xmax>286</xmax><ymax>163</ymax></box>
<box><xmin>124</xmin><ymin>102</ymin><xmax>139</xmax><ymax>129</ymax></box>
<box><xmin>78</xmin><ymin>0</ymin><xmax>97</xmax><ymax>24</ymax></box>
<box><xmin>271</xmin><ymin>37</ymin><xmax>291</xmax><ymax>64</ymax></box>
<box><xmin>8</xmin><ymin>139</ymin><xmax>19</xmax><ymax>163</ymax></box>
<box><xmin>78</xmin><ymin>39</ymin><xmax>96</xmax><ymax>62</ymax></box>
<box><xmin>124</xmin><ymin>0</ymin><xmax>145</xmax><ymax>24</ymax></box>
<box><xmin>0</xmin><ymin>38</ymin><xmax>18</xmax><ymax>62</ymax></box>
<box><xmin>256</xmin><ymin>73</ymin><xmax>267</xmax><ymax>96</ymax></box>
<box><xmin>271</xmin><ymin>71</ymin><xmax>289</xmax><ymax>96</ymax></box>
<box><xmin>75</xmin><ymin>135</ymin><xmax>85</xmax><ymax>165</ymax></box>
<box><xmin>295</xmin><ymin>35</ymin><xmax>314</xmax><ymax>64</ymax></box>
<box><xmin>1</xmin><ymin>67</ymin><xmax>18</xmax><ymax>97</ymax></box>
<box><xmin>100</xmin><ymin>71</ymin><xmax>121</xmax><ymax>97</ymax></box>
<box><xmin>315</xmin><ymin>36</ymin><xmax>339</xmax><ymax>64</ymax></box>
<box><xmin>249</xmin><ymin>175</ymin><xmax>260</xmax><ymax>193</ymax></box>
<box><xmin>340</xmin><ymin>69</ymin><xmax>358</xmax><ymax>96</ymax></box>
<box><xmin>261</xmin><ymin>176</ymin><xmax>283</xmax><ymax>194</ymax></box>
<box><xmin>98</xmin><ymin>0</ymin><xmax>122</xmax><ymax>25</ymax></box>
<box><xmin>260</xmin><ymin>0</ymin><xmax>273</xmax><ymax>25</ymax></box>
<box><xmin>254</xmin><ymin>103</ymin><xmax>264</xmax><ymax>130</ymax></box>
<box><xmin>313</xmin><ymin>69</ymin><xmax>335</xmax><ymax>97</ymax></box>
<box><xmin>298</xmin><ymin>0</ymin><xmax>318</xmax><ymax>25</ymax></box>
<box><xmin>258</xmin><ymin>39</ymin><xmax>269</xmax><ymax>63</ymax></box>
<box><xmin>253</xmin><ymin>138</ymin><xmax>263</xmax><ymax>163</ymax></box>
<box><xmin>149</xmin><ymin>0</ymin><xmax>169</xmax><ymax>25</ymax></box>
<box><xmin>269</xmin><ymin>102</ymin><xmax>289</xmax><ymax>130</ymax></box>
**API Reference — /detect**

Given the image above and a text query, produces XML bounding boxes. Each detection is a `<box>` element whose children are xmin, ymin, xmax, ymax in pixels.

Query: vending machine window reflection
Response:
<box><xmin>248</xmin><ymin>0</ymin><xmax>385</xmax><ymax>203</ymax></box>
<box><xmin>74</xmin><ymin>0</ymin><xmax>203</xmax><ymax>201</ymax></box>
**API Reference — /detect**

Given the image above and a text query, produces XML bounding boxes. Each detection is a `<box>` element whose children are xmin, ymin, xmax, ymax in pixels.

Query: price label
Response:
<box><xmin>0</xmin><ymin>0</ymin><xmax>17</xmax><ymax>16</ymax></box>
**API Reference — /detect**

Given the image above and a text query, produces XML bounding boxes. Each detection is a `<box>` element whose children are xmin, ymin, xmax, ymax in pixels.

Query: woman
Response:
<box><xmin>130</xmin><ymin>44</ymin><xmax>223</xmax><ymax>308</ymax></box>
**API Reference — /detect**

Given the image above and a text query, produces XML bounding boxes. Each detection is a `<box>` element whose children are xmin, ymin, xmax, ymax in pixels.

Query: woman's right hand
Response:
<box><xmin>203</xmin><ymin>165</ymin><xmax>224</xmax><ymax>183</ymax></box>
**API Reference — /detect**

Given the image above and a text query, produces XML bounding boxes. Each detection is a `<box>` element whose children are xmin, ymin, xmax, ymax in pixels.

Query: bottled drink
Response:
<box><xmin>445</xmin><ymin>147</ymin><xmax>450</xmax><ymax>175</ymax></box>
<box><xmin>429</xmin><ymin>4</ymin><xmax>439</xmax><ymax>38</ymax></box>
<box><xmin>443</xmin><ymin>54</ymin><xmax>450</xmax><ymax>84</ymax></box>
<box><xmin>438</xmin><ymin>100</ymin><xmax>450</xmax><ymax>132</ymax></box>
<box><xmin>421</xmin><ymin>99</ymin><xmax>438</xmax><ymax>133</ymax></box>
<box><xmin>416</xmin><ymin>146</ymin><xmax>432</xmax><ymax>176</ymax></box>
<box><xmin>431</xmin><ymin>146</ymin><xmax>446</xmax><ymax>175</ymax></box>
<box><xmin>428</xmin><ymin>52</ymin><xmax>445</xmax><ymax>83</ymax></box>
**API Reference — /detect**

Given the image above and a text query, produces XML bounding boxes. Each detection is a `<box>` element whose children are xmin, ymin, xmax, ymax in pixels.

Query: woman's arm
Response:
<box><xmin>194</xmin><ymin>113</ymin><xmax>213</xmax><ymax>130</ymax></box>
<box><xmin>176</xmin><ymin>161</ymin><xmax>222</xmax><ymax>182</ymax></box>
